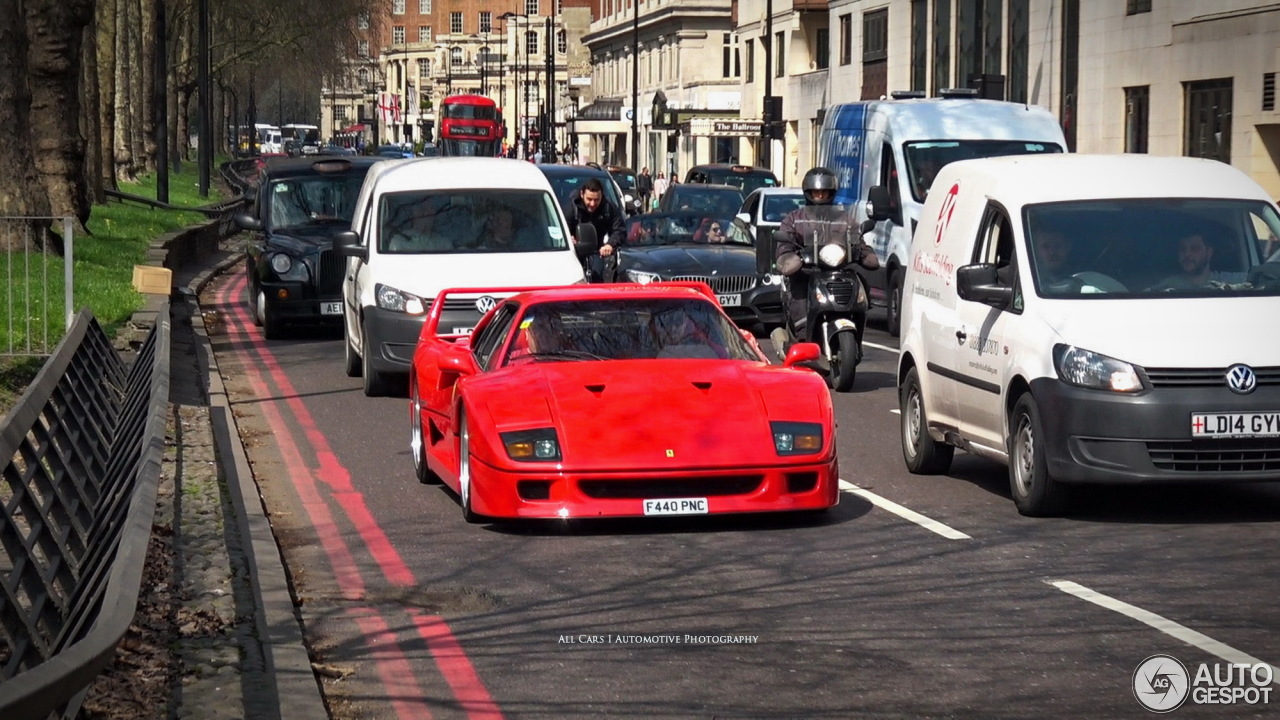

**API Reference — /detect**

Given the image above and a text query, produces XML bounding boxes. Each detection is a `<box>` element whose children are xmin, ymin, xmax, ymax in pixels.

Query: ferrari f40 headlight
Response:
<box><xmin>500</xmin><ymin>428</ymin><xmax>562</xmax><ymax>461</ymax></box>
<box><xmin>1053</xmin><ymin>344</ymin><xmax>1143</xmax><ymax>393</ymax></box>
<box><xmin>374</xmin><ymin>283</ymin><xmax>428</xmax><ymax>315</ymax></box>
<box><xmin>771</xmin><ymin>421</ymin><xmax>823</xmax><ymax>455</ymax></box>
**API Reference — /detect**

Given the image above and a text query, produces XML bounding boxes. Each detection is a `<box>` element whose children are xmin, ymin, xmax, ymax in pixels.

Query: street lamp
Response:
<box><xmin>498</xmin><ymin>12</ymin><xmax>526</xmax><ymax>156</ymax></box>
<box><xmin>630</xmin><ymin>0</ymin><xmax>639</xmax><ymax>170</ymax></box>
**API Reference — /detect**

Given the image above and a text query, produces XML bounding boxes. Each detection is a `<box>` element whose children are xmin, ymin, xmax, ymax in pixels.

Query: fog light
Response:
<box><xmin>277</xmin><ymin>288</ymin><xmax>289</xmax><ymax>299</ymax></box>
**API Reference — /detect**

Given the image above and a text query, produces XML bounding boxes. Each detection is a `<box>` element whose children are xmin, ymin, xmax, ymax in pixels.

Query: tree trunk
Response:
<box><xmin>26</xmin><ymin>0</ymin><xmax>96</xmax><ymax>231</ymax></box>
<box><xmin>113</xmin><ymin>0</ymin><xmax>134</xmax><ymax>181</ymax></box>
<box><xmin>81</xmin><ymin>21</ymin><xmax>104</xmax><ymax>206</ymax></box>
<box><xmin>126</xmin><ymin>0</ymin><xmax>147</xmax><ymax>176</ymax></box>
<box><xmin>138</xmin><ymin>0</ymin><xmax>157</xmax><ymax>172</ymax></box>
<box><xmin>0</xmin><ymin>0</ymin><xmax>53</xmax><ymax>252</ymax></box>
<box><xmin>97</xmin><ymin>0</ymin><xmax>118</xmax><ymax>192</ymax></box>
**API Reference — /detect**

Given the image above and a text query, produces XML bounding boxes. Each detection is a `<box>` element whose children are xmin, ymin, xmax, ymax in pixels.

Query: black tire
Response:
<box><xmin>900</xmin><ymin>366</ymin><xmax>954</xmax><ymax>474</ymax></box>
<box><xmin>457</xmin><ymin>409</ymin><xmax>484</xmax><ymax>523</ymax></box>
<box><xmin>886</xmin><ymin>269</ymin><xmax>903</xmax><ymax>338</ymax></box>
<box><xmin>247</xmin><ymin>274</ymin><xmax>262</xmax><ymax>327</ymax></box>
<box><xmin>410</xmin><ymin>379</ymin><xmax>440</xmax><ymax>484</ymax></box>
<box><xmin>342</xmin><ymin>314</ymin><xmax>361</xmax><ymax>378</ymax></box>
<box><xmin>361</xmin><ymin>319</ymin><xmax>393</xmax><ymax>397</ymax></box>
<box><xmin>259</xmin><ymin>290</ymin><xmax>283</xmax><ymax>340</ymax></box>
<box><xmin>1008</xmin><ymin>393</ymin><xmax>1067</xmax><ymax>517</ymax></box>
<box><xmin>827</xmin><ymin>331</ymin><xmax>859</xmax><ymax>392</ymax></box>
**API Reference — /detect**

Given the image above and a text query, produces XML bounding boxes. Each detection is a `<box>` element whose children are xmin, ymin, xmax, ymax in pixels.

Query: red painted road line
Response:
<box><xmin>217</xmin><ymin>275</ymin><xmax>503</xmax><ymax>718</ymax></box>
<box><xmin>222</xmin><ymin>275</ymin><xmax>415</xmax><ymax>588</ymax></box>
<box><xmin>409</xmin><ymin>611</ymin><xmax>505</xmax><ymax>720</ymax></box>
<box><xmin>351</xmin><ymin>608</ymin><xmax>437</xmax><ymax>720</ymax></box>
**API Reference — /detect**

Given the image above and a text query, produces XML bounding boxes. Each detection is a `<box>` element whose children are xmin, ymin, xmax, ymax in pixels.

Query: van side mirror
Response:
<box><xmin>234</xmin><ymin>213</ymin><xmax>263</xmax><ymax>232</ymax></box>
<box><xmin>956</xmin><ymin>263</ymin><xmax>1014</xmax><ymax>308</ymax></box>
<box><xmin>332</xmin><ymin>230</ymin><xmax>367</xmax><ymax>262</ymax></box>
<box><xmin>574</xmin><ymin>223</ymin><xmax>599</xmax><ymax>258</ymax></box>
<box><xmin>866</xmin><ymin>186</ymin><xmax>891</xmax><ymax>222</ymax></box>
<box><xmin>859</xmin><ymin>218</ymin><xmax>878</xmax><ymax>235</ymax></box>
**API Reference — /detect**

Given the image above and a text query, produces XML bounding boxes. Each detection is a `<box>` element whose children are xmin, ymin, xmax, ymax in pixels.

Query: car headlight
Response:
<box><xmin>626</xmin><ymin>269</ymin><xmax>662</xmax><ymax>284</ymax></box>
<box><xmin>374</xmin><ymin>283</ymin><xmax>428</xmax><ymax>315</ymax></box>
<box><xmin>1053</xmin><ymin>344</ymin><xmax>1144</xmax><ymax>392</ymax></box>
<box><xmin>500</xmin><ymin>428</ymin><xmax>562</xmax><ymax>461</ymax></box>
<box><xmin>761</xmin><ymin>273</ymin><xmax>784</xmax><ymax>286</ymax></box>
<box><xmin>771</xmin><ymin>421</ymin><xmax>824</xmax><ymax>455</ymax></box>
<box><xmin>818</xmin><ymin>244</ymin><xmax>847</xmax><ymax>267</ymax></box>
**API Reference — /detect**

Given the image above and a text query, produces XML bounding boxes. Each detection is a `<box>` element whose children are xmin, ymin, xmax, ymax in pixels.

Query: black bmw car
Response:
<box><xmin>235</xmin><ymin>156</ymin><xmax>383</xmax><ymax>338</ymax></box>
<box><xmin>609</xmin><ymin>211</ymin><xmax>784</xmax><ymax>331</ymax></box>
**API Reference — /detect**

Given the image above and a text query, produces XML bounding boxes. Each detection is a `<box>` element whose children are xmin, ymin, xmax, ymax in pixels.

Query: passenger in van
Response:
<box><xmin>386</xmin><ymin>201</ymin><xmax>450</xmax><ymax>252</ymax></box>
<box><xmin>485</xmin><ymin>205</ymin><xmax>544</xmax><ymax>251</ymax></box>
<box><xmin>1149</xmin><ymin>230</ymin><xmax>1247</xmax><ymax>290</ymax></box>
<box><xmin>1031</xmin><ymin>230</ymin><xmax>1075</xmax><ymax>284</ymax></box>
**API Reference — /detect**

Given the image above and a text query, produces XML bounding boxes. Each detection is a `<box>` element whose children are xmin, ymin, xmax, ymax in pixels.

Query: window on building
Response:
<box><xmin>932</xmin><ymin>0</ymin><xmax>951</xmax><ymax>93</ymax></box>
<box><xmin>336</xmin><ymin>105</ymin><xmax>349</xmax><ymax>122</ymax></box>
<box><xmin>1124</xmin><ymin>86</ymin><xmax>1149</xmax><ymax>153</ymax></box>
<box><xmin>450</xmin><ymin>46</ymin><xmax>463</xmax><ymax>67</ymax></box>
<box><xmin>418</xmin><ymin>58</ymin><xmax>432</xmax><ymax>78</ymax></box>
<box><xmin>745</xmin><ymin>39</ymin><xmax>754</xmax><ymax>82</ymax></box>
<box><xmin>480</xmin><ymin>11</ymin><xmax>491</xmax><ymax>33</ymax></box>
<box><xmin>393</xmin><ymin>0</ymin><xmax>405</xmax><ymax>15</ymax></box>
<box><xmin>393</xmin><ymin>26</ymin><xmax>405</xmax><ymax>44</ymax></box>
<box><xmin>1061</xmin><ymin>0</ymin><xmax>1079</xmax><ymax>150</ymax></box>
<box><xmin>1264</xmin><ymin>73</ymin><xmax>1276</xmax><ymax>111</ymax></box>
<box><xmin>816</xmin><ymin>28</ymin><xmax>830</xmax><ymax>70</ymax></box>
<box><xmin>774</xmin><ymin>31</ymin><xmax>784</xmax><ymax>78</ymax></box>
<box><xmin>862</xmin><ymin>9</ymin><xmax>887</xmax><ymax>99</ymax></box>
<box><xmin>419</xmin><ymin>26</ymin><xmax>432</xmax><ymax>44</ymax></box>
<box><xmin>525</xmin><ymin>0</ymin><xmax>539</xmax><ymax>17</ymax></box>
<box><xmin>558</xmin><ymin>29</ymin><xmax>566</xmax><ymax>54</ymax></box>
<box><xmin>723</xmin><ymin>33</ymin><xmax>741</xmax><ymax>78</ymax></box>
<box><xmin>358</xmin><ymin>12</ymin><xmax>369</xmax><ymax>30</ymax></box>
<box><xmin>1126</xmin><ymin>0</ymin><xmax>1151</xmax><ymax>14</ymax></box>
<box><xmin>840</xmin><ymin>14</ymin><xmax>852</xmax><ymax>66</ymax></box>
<box><xmin>358</xmin><ymin>41</ymin><xmax>369</xmax><ymax>58</ymax></box>
<box><xmin>910</xmin><ymin>0</ymin><xmax>926</xmax><ymax>91</ymax></box>
<box><xmin>450</xmin><ymin>12</ymin><xmax>462</xmax><ymax>34</ymax></box>
<box><xmin>1007</xmin><ymin>0</ymin><xmax>1028</xmax><ymax>103</ymax></box>
<box><xmin>526</xmin><ymin>29</ymin><xmax>538</xmax><ymax>56</ymax></box>
<box><xmin>1184</xmin><ymin>78</ymin><xmax>1232</xmax><ymax>163</ymax></box>
<box><xmin>358</xmin><ymin>68</ymin><xmax>371</xmax><ymax>86</ymax></box>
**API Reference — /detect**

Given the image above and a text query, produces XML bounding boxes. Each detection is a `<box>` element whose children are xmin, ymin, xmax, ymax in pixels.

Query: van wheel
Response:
<box><xmin>1009</xmin><ymin>394</ymin><xmax>1067</xmax><ymax>517</ymax></box>
<box><xmin>900</xmin><ymin>367</ymin><xmax>954</xmax><ymax>474</ymax></box>
<box><xmin>886</xmin><ymin>269</ymin><xmax>903</xmax><ymax>338</ymax></box>
<box><xmin>361</xmin><ymin>319</ymin><xmax>393</xmax><ymax>397</ymax></box>
<box><xmin>827</xmin><ymin>332</ymin><xmax>859</xmax><ymax>392</ymax></box>
<box><xmin>343</xmin><ymin>315</ymin><xmax>361</xmax><ymax>377</ymax></box>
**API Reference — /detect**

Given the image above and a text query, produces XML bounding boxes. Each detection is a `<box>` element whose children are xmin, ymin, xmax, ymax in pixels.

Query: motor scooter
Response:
<box><xmin>761</xmin><ymin>221</ymin><xmax>875</xmax><ymax>392</ymax></box>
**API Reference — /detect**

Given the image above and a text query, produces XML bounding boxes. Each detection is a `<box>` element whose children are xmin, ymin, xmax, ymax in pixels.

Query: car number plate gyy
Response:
<box><xmin>642</xmin><ymin>498</ymin><xmax>709</xmax><ymax>516</ymax></box>
<box><xmin>717</xmin><ymin>294</ymin><xmax>742</xmax><ymax>307</ymax></box>
<box><xmin>1191</xmin><ymin>412</ymin><xmax>1280</xmax><ymax>438</ymax></box>
<box><xmin>320</xmin><ymin>302</ymin><xmax>342</xmax><ymax>315</ymax></box>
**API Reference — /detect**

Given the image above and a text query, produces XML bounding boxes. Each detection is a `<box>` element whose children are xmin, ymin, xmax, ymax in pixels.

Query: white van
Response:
<box><xmin>896</xmin><ymin>154</ymin><xmax>1280</xmax><ymax>516</ymax></box>
<box><xmin>817</xmin><ymin>92</ymin><xmax>1066</xmax><ymax>336</ymax></box>
<box><xmin>335</xmin><ymin>157</ymin><xmax>595</xmax><ymax>396</ymax></box>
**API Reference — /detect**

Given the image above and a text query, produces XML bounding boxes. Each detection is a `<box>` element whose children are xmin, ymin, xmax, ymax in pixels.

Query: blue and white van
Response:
<box><xmin>817</xmin><ymin>92</ymin><xmax>1067</xmax><ymax>335</ymax></box>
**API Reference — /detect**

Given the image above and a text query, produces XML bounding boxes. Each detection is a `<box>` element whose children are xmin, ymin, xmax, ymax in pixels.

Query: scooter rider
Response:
<box><xmin>774</xmin><ymin>166</ymin><xmax>879</xmax><ymax>345</ymax></box>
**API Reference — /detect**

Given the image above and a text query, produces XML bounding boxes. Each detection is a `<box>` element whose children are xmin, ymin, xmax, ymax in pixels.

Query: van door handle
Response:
<box><xmin>955</xmin><ymin>329</ymin><xmax>967</xmax><ymax>343</ymax></box>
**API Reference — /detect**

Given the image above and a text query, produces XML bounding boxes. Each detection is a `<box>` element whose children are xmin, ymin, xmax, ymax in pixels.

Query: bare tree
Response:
<box><xmin>96</xmin><ymin>0</ymin><xmax>118</xmax><ymax>191</ymax></box>
<box><xmin>0</xmin><ymin>0</ymin><xmax>51</xmax><ymax>252</ymax></box>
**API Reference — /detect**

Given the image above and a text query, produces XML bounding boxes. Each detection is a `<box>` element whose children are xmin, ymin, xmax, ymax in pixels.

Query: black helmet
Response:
<box><xmin>802</xmin><ymin>166</ymin><xmax>838</xmax><ymax>205</ymax></box>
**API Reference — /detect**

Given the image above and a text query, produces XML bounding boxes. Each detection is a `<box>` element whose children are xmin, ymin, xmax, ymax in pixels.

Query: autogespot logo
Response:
<box><xmin>1134</xmin><ymin>655</ymin><xmax>1190</xmax><ymax>713</ymax></box>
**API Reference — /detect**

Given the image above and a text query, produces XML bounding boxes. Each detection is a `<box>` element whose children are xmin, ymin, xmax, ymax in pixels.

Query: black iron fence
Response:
<box><xmin>0</xmin><ymin>304</ymin><xmax>170</xmax><ymax>720</ymax></box>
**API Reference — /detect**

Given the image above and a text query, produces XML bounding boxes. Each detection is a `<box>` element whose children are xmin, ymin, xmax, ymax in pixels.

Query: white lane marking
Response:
<box><xmin>864</xmin><ymin>340</ymin><xmax>897</xmax><ymax>354</ymax></box>
<box><xmin>1049</xmin><ymin>580</ymin><xmax>1280</xmax><ymax>682</ymax></box>
<box><xmin>839</xmin><ymin>480</ymin><xmax>971</xmax><ymax>540</ymax></box>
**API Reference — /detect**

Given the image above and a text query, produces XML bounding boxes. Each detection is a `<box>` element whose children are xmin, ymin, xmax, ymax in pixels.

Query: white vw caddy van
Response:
<box><xmin>335</xmin><ymin>157</ymin><xmax>595</xmax><ymax>396</ymax></box>
<box><xmin>897</xmin><ymin>154</ymin><xmax>1280</xmax><ymax>516</ymax></box>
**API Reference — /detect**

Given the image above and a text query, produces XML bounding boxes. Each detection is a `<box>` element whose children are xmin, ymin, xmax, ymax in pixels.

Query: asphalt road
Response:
<box><xmin>204</xmin><ymin>270</ymin><xmax>1280</xmax><ymax>720</ymax></box>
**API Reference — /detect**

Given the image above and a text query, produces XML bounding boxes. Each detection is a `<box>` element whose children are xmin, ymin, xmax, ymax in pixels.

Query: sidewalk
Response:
<box><xmin>85</xmin><ymin>244</ymin><xmax>328</xmax><ymax>720</ymax></box>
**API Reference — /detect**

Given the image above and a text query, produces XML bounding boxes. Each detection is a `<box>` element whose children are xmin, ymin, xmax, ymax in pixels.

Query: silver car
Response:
<box><xmin>736</xmin><ymin>187</ymin><xmax>806</xmax><ymax>242</ymax></box>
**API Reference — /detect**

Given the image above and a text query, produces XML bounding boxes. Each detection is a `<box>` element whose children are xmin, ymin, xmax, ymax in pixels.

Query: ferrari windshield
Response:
<box><xmin>1024</xmin><ymin>198</ymin><xmax>1280</xmax><ymax>299</ymax></box>
<box><xmin>505</xmin><ymin>298</ymin><xmax>759</xmax><ymax>364</ymax></box>
<box><xmin>622</xmin><ymin>212</ymin><xmax>753</xmax><ymax>247</ymax></box>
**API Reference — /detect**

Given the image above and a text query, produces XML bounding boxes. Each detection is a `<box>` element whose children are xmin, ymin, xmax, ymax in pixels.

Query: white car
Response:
<box><xmin>334</xmin><ymin>157</ymin><xmax>595</xmax><ymax>396</ymax></box>
<box><xmin>735</xmin><ymin>187</ymin><xmax>805</xmax><ymax>243</ymax></box>
<box><xmin>896</xmin><ymin>153</ymin><xmax>1280</xmax><ymax>517</ymax></box>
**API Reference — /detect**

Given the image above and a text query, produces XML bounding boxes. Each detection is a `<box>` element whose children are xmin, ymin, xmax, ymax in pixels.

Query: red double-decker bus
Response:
<box><xmin>439</xmin><ymin>94</ymin><xmax>503</xmax><ymax>157</ymax></box>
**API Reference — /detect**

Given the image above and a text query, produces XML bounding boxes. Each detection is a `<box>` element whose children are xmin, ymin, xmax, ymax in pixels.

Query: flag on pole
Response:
<box><xmin>377</xmin><ymin>92</ymin><xmax>394</xmax><ymax>125</ymax></box>
<box><xmin>406</xmin><ymin>85</ymin><xmax>418</xmax><ymax>116</ymax></box>
<box><xmin>393</xmin><ymin>93</ymin><xmax>403</xmax><ymax>124</ymax></box>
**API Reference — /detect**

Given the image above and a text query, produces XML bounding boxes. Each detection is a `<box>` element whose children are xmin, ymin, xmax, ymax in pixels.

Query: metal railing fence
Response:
<box><xmin>0</xmin><ymin>304</ymin><xmax>170</xmax><ymax>720</ymax></box>
<box><xmin>0</xmin><ymin>217</ymin><xmax>75</xmax><ymax>357</ymax></box>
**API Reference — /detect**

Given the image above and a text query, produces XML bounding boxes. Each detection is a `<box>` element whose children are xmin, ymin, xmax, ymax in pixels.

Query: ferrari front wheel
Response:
<box><xmin>411</xmin><ymin>380</ymin><xmax>439</xmax><ymax>484</ymax></box>
<box><xmin>457</xmin><ymin>409</ymin><xmax>484</xmax><ymax>524</ymax></box>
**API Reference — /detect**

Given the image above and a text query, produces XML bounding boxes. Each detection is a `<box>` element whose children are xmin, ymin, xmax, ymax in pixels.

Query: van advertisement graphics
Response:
<box><xmin>818</xmin><ymin>104</ymin><xmax>867</xmax><ymax>207</ymax></box>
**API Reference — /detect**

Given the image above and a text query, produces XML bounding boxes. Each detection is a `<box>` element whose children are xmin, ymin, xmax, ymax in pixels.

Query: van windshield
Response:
<box><xmin>905</xmin><ymin>140</ymin><xmax>1063</xmax><ymax>202</ymax></box>
<box><xmin>1024</xmin><ymin>199</ymin><xmax>1280</xmax><ymax>299</ymax></box>
<box><xmin>379</xmin><ymin>189</ymin><xmax>569</xmax><ymax>254</ymax></box>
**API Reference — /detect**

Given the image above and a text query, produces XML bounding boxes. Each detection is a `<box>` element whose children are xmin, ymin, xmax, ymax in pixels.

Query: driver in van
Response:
<box><xmin>1150</xmin><ymin>229</ymin><xmax>1247</xmax><ymax>290</ymax></box>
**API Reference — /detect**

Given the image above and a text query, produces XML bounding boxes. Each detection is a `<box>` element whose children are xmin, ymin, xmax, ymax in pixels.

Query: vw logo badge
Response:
<box><xmin>1225</xmin><ymin>364</ymin><xmax>1257</xmax><ymax>394</ymax></box>
<box><xmin>475</xmin><ymin>296</ymin><xmax>497</xmax><ymax>314</ymax></box>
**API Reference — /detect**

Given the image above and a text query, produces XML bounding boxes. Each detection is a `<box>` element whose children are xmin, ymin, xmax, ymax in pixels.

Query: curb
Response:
<box><xmin>185</xmin><ymin>254</ymin><xmax>330</xmax><ymax>720</ymax></box>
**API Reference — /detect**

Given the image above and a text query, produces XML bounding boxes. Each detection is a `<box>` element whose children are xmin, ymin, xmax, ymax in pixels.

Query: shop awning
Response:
<box><xmin>341</xmin><ymin>123</ymin><xmax>367</xmax><ymax>133</ymax></box>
